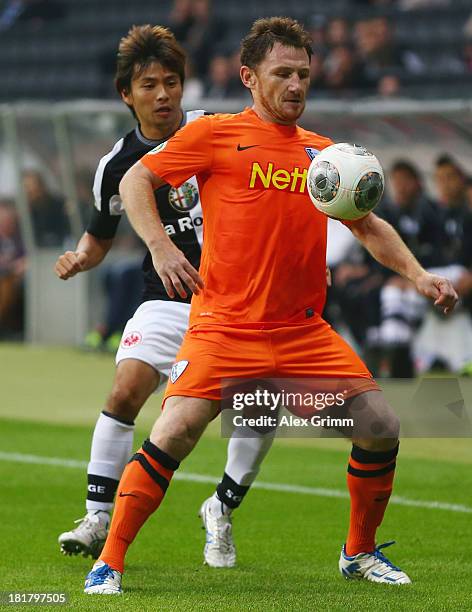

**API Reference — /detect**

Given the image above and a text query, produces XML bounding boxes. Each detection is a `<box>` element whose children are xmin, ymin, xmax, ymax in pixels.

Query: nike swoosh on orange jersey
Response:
<box><xmin>237</xmin><ymin>144</ymin><xmax>259</xmax><ymax>151</ymax></box>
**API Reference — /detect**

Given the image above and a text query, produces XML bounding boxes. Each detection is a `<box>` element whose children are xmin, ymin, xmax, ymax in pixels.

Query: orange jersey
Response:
<box><xmin>141</xmin><ymin>108</ymin><xmax>334</xmax><ymax>326</ymax></box>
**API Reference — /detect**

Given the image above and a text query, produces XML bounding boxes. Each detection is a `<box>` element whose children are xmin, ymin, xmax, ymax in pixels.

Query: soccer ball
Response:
<box><xmin>307</xmin><ymin>143</ymin><xmax>384</xmax><ymax>220</ymax></box>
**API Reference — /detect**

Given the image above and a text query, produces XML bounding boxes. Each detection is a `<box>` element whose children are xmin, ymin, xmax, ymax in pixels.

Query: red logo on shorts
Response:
<box><xmin>121</xmin><ymin>331</ymin><xmax>142</xmax><ymax>348</ymax></box>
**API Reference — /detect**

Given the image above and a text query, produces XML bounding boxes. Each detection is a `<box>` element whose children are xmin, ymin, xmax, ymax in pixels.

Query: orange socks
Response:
<box><xmin>345</xmin><ymin>443</ymin><xmax>398</xmax><ymax>556</ymax></box>
<box><xmin>100</xmin><ymin>439</ymin><xmax>180</xmax><ymax>573</ymax></box>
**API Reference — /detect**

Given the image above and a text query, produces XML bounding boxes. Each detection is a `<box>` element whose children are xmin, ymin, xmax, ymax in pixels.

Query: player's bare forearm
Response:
<box><xmin>120</xmin><ymin>161</ymin><xmax>168</xmax><ymax>252</ymax></box>
<box><xmin>349</xmin><ymin>213</ymin><xmax>458</xmax><ymax>314</ymax></box>
<box><xmin>349</xmin><ymin>213</ymin><xmax>424</xmax><ymax>283</ymax></box>
<box><xmin>54</xmin><ymin>232</ymin><xmax>112</xmax><ymax>279</ymax></box>
<box><xmin>76</xmin><ymin>232</ymin><xmax>112</xmax><ymax>270</ymax></box>
<box><xmin>120</xmin><ymin>161</ymin><xmax>204</xmax><ymax>299</ymax></box>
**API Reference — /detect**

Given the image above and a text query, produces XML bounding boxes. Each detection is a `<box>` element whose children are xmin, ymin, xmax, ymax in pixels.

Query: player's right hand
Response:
<box><xmin>55</xmin><ymin>251</ymin><xmax>88</xmax><ymax>280</ymax></box>
<box><xmin>415</xmin><ymin>271</ymin><xmax>458</xmax><ymax>315</ymax></box>
<box><xmin>151</xmin><ymin>243</ymin><xmax>204</xmax><ymax>299</ymax></box>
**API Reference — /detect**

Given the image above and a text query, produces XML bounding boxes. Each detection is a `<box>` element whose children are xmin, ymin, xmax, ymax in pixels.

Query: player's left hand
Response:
<box><xmin>415</xmin><ymin>271</ymin><xmax>458</xmax><ymax>315</ymax></box>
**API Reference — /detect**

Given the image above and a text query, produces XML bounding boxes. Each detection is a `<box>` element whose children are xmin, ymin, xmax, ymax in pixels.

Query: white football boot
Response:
<box><xmin>84</xmin><ymin>560</ymin><xmax>122</xmax><ymax>595</ymax></box>
<box><xmin>59</xmin><ymin>510</ymin><xmax>109</xmax><ymax>559</ymax></box>
<box><xmin>339</xmin><ymin>541</ymin><xmax>412</xmax><ymax>584</ymax></box>
<box><xmin>199</xmin><ymin>496</ymin><xmax>236</xmax><ymax>568</ymax></box>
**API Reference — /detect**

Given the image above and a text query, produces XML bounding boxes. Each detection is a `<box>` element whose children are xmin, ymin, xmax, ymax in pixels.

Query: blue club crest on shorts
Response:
<box><xmin>168</xmin><ymin>182</ymin><xmax>199</xmax><ymax>213</ymax></box>
<box><xmin>170</xmin><ymin>360</ymin><xmax>189</xmax><ymax>383</ymax></box>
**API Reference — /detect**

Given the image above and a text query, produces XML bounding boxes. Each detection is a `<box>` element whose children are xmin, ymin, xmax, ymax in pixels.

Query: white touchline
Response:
<box><xmin>1</xmin><ymin>451</ymin><xmax>471</xmax><ymax>515</ymax></box>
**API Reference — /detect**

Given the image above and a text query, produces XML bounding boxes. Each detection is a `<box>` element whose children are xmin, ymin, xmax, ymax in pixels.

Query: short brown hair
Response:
<box><xmin>240</xmin><ymin>17</ymin><xmax>312</xmax><ymax>69</ymax></box>
<box><xmin>391</xmin><ymin>160</ymin><xmax>421</xmax><ymax>181</ymax></box>
<box><xmin>435</xmin><ymin>154</ymin><xmax>465</xmax><ymax>177</ymax></box>
<box><xmin>115</xmin><ymin>24</ymin><xmax>186</xmax><ymax>97</ymax></box>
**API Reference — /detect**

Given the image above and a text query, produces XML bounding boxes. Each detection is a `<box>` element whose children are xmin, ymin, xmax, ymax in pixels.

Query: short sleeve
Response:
<box><xmin>140</xmin><ymin>115</ymin><xmax>213</xmax><ymax>187</ymax></box>
<box><xmin>92</xmin><ymin>138</ymin><xmax>125</xmax><ymax>215</ymax></box>
<box><xmin>86</xmin><ymin>207</ymin><xmax>121</xmax><ymax>239</ymax></box>
<box><xmin>88</xmin><ymin>148</ymin><xmax>124</xmax><ymax>238</ymax></box>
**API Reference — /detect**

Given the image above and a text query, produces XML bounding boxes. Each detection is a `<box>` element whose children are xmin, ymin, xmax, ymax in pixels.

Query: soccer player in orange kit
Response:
<box><xmin>84</xmin><ymin>17</ymin><xmax>457</xmax><ymax>594</ymax></box>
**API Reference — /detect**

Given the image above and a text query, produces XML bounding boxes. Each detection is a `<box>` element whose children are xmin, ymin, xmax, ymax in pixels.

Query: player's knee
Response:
<box><xmin>361</xmin><ymin>412</ymin><xmax>400</xmax><ymax>450</ymax></box>
<box><xmin>369</xmin><ymin>409</ymin><xmax>400</xmax><ymax>441</ymax></box>
<box><xmin>150</xmin><ymin>416</ymin><xmax>201</xmax><ymax>460</ymax></box>
<box><xmin>106</xmin><ymin>383</ymin><xmax>145</xmax><ymax>422</ymax></box>
<box><xmin>351</xmin><ymin>391</ymin><xmax>400</xmax><ymax>444</ymax></box>
<box><xmin>149</xmin><ymin>430</ymin><xmax>194</xmax><ymax>462</ymax></box>
<box><xmin>168</xmin><ymin>418</ymin><xmax>200</xmax><ymax>448</ymax></box>
<box><xmin>387</xmin><ymin>413</ymin><xmax>400</xmax><ymax>439</ymax></box>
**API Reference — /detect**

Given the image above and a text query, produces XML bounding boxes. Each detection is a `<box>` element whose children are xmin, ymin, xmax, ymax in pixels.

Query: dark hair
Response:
<box><xmin>435</xmin><ymin>154</ymin><xmax>465</xmax><ymax>177</ymax></box>
<box><xmin>240</xmin><ymin>16</ymin><xmax>312</xmax><ymax>69</ymax></box>
<box><xmin>115</xmin><ymin>25</ymin><xmax>186</xmax><ymax>98</ymax></box>
<box><xmin>390</xmin><ymin>160</ymin><xmax>421</xmax><ymax>181</ymax></box>
<box><xmin>436</xmin><ymin>154</ymin><xmax>457</xmax><ymax>167</ymax></box>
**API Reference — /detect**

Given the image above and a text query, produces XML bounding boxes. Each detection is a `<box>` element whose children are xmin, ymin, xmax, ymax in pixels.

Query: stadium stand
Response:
<box><xmin>0</xmin><ymin>0</ymin><xmax>471</xmax><ymax>101</ymax></box>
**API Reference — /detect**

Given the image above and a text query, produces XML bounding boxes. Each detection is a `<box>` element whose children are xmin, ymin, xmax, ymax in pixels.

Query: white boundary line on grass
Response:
<box><xmin>1</xmin><ymin>451</ymin><xmax>471</xmax><ymax>515</ymax></box>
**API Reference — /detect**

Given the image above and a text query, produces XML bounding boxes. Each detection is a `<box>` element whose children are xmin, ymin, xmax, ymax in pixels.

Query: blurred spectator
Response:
<box><xmin>309</xmin><ymin>14</ymin><xmax>326</xmax><ymax>51</ymax></box>
<box><xmin>309</xmin><ymin>52</ymin><xmax>327</xmax><ymax>92</ymax></box>
<box><xmin>435</xmin><ymin>154</ymin><xmax>467</xmax><ymax>213</ymax></box>
<box><xmin>377</xmin><ymin>160</ymin><xmax>445</xmax><ymax>376</ymax></box>
<box><xmin>354</xmin><ymin>16</ymin><xmax>424</xmax><ymax>89</ymax></box>
<box><xmin>205</xmin><ymin>54</ymin><xmax>232</xmax><ymax>99</ymax></box>
<box><xmin>87</xmin><ymin>258</ymin><xmax>143</xmax><ymax>352</ymax></box>
<box><xmin>182</xmin><ymin>58</ymin><xmax>204</xmax><ymax>105</ymax></box>
<box><xmin>85</xmin><ymin>221</ymin><xmax>144</xmax><ymax>352</ymax></box>
<box><xmin>384</xmin><ymin>161</ymin><xmax>444</xmax><ymax>268</ymax></box>
<box><xmin>377</xmin><ymin>73</ymin><xmax>402</xmax><ymax>97</ymax></box>
<box><xmin>203</xmin><ymin>48</ymin><xmax>246</xmax><ymax>99</ymax></box>
<box><xmin>227</xmin><ymin>48</ymin><xmax>248</xmax><ymax>98</ymax></box>
<box><xmin>170</xmin><ymin>0</ymin><xmax>227</xmax><ymax>79</ymax></box>
<box><xmin>330</xmin><ymin>159</ymin><xmax>469</xmax><ymax>378</ymax></box>
<box><xmin>329</xmin><ymin>240</ymin><xmax>385</xmax><ymax>375</ymax></box>
<box><xmin>326</xmin><ymin>18</ymin><xmax>351</xmax><ymax>49</ymax></box>
<box><xmin>410</xmin><ymin>155</ymin><xmax>472</xmax><ymax>373</ymax></box>
<box><xmin>0</xmin><ymin>200</ymin><xmax>26</xmax><ymax>338</ymax></box>
<box><xmin>74</xmin><ymin>167</ymin><xmax>95</xmax><ymax>230</ymax></box>
<box><xmin>23</xmin><ymin>170</ymin><xmax>70</xmax><ymax>247</ymax></box>
<box><xmin>434</xmin><ymin>155</ymin><xmax>472</xmax><ymax>272</ymax></box>
<box><xmin>323</xmin><ymin>45</ymin><xmax>368</xmax><ymax>93</ymax></box>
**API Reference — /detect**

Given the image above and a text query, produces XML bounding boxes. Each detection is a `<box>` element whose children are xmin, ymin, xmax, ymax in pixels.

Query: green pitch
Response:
<box><xmin>0</xmin><ymin>344</ymin><xmax>471</xmax><ymax>611</ymax></box>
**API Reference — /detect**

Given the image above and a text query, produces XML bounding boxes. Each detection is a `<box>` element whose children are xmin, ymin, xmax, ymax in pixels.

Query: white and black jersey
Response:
<box><xmin>87</xmin><ymin>110</ymin><xmax>205</xmax><ymax>303</ymax></box>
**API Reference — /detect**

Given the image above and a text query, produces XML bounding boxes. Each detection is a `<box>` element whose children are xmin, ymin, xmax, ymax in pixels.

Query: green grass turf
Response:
<box><xmin>0</xmin><ymin>344</ymin><xmax>471</xmax><ymax>611</ymax></box>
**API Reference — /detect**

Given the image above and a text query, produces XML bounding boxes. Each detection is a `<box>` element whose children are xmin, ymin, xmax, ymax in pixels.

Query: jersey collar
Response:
<box><xmin>135</xmin><ymin>111</ymin><xmax>186</xmax><ymax>146</ymax></box>
<box><xmin>245</xmin><ymin>107</ymin><xmax>299</xmax><ymax>136</ymax></box>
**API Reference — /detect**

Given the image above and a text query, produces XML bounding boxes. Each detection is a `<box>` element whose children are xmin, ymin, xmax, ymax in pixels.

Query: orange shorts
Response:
<box><xmin>163</xmin><ymin>314</ymin><xmax>378</xmax><ymax>405</ymax></box>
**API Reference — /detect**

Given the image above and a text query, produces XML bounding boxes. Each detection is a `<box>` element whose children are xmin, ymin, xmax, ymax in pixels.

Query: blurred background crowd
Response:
<box><xmin>0</xmin><ymin>0</ymin><xmax>471</xmax><ymax>379</ymax></box>
<box><xmin>324</xmin><ymin>154</ymin><xmax>472</xmax><ymax>377</ymax></box>
<box><xmin>0</xmin><ymin>0</ymin><xmax>471</xmax><ymax>101</ymax></box>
